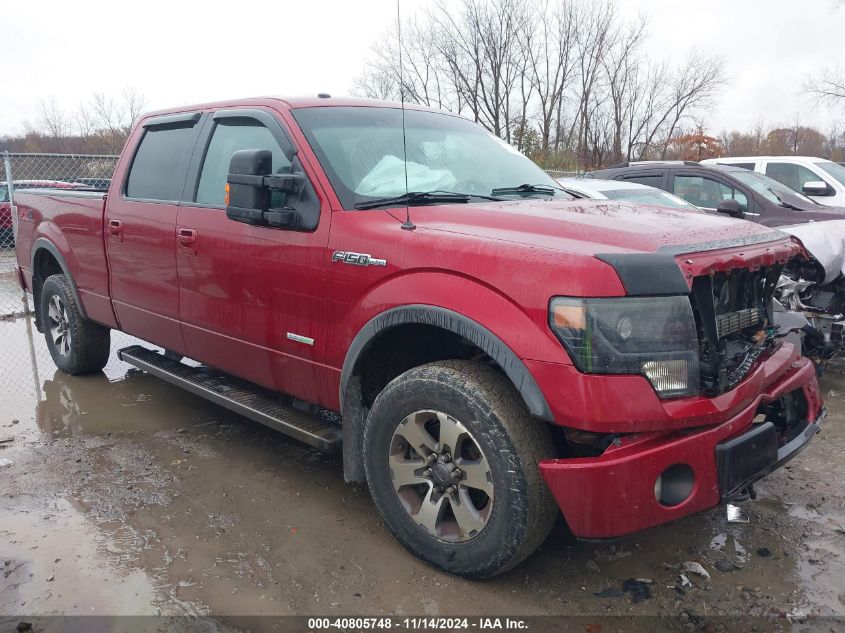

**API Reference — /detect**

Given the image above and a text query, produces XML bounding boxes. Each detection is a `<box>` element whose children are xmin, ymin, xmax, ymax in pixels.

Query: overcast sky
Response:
<box><xmin>1</xmin><ymin>0</ymin><xmax>843</xmax><ymax>137</ymax></box>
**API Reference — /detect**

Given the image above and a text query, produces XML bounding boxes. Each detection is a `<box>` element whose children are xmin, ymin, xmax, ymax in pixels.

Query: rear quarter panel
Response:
<box><xmin>16</xmin><ymin>191</ymin><xmax>117</xmax><ymax>328</ymax></box>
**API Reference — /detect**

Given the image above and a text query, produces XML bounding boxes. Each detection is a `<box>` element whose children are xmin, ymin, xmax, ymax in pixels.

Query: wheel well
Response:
<box><xmin>354</xmin><ymin>324</ymin><xmax>496</xmax><ymax>410</ymax></box>
<box><xmin>32</xmin><ymin>248</ymin><xmax>63</xmax><ymax>330</ymax></box>
<box><xmin>341</xmin><ymin>321</ymin><xmax>550</xmax><ymax>484</ymax></box>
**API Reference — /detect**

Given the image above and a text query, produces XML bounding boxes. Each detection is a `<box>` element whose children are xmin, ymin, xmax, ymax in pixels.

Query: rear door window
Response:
<box><xmin>723</xmin><ymin>162</ymin><xmax>755</xmax><ymax>170</ymax></box>
<box><xmin>673</xmin><ymin>174</ymin><xmax>748</xmax><ymax>210</ymax></box>
<box><xmin>125</xmin><ymin>122</ymin><xmax>200</xmax><ymax>201</ymax></box>
<box><xmin>765</xmin><ymin>162</ymin><xmax>820</xmax><ymax>192</ymax></box>
<box><xmin>620</xmin><ymin>173</ymin><xmax>664</xmax><ymax>189</ymax></box>
<box><xmin>195</xmin><ymin>118</ymin><xmax>291</xmax><ymax>207</ymax></box>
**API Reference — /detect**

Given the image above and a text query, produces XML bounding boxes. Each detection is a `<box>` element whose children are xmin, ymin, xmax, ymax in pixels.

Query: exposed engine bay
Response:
<box><xmin>691</xmin><ymin>266</ymin><xmax>781</xmax><ymax>395</ymax></box>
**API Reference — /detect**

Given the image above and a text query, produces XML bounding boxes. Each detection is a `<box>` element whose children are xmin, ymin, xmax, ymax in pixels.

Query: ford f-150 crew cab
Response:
<box><xmin>12</xmin><ymin>96</ymin><xmax>824</xmax><ymax>578</ymax></box>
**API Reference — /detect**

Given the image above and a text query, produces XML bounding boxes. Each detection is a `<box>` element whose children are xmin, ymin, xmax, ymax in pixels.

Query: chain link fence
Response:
<box><xmin>1</xmin><ymin>152</ymin><xmax>118</xmax><ymax>321</ymax></box>
<box><xmin>544</xmin><ymin>169</ymin><xmax>581</xmax><ymax>180</ymax></box>
<box><xmin>1</xmin><ymin>153</ymin><xmax>119</xmax><ymax>400</ymax></box>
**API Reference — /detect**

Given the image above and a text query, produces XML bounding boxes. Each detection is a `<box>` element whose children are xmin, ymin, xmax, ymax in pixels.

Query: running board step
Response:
<box><xmin>117</xmin><ymin>345</ymin><xmax>341</xmax><ymax>453</ymax></box>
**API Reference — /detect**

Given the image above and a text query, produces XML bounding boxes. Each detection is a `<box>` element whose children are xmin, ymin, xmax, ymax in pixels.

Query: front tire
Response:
<box><xmin>363</xmin><ymin>360</ymin><xmax>557</xmax><ymax>578</ymax></box>
<box><xmin>40</xmin><ymin>274</ymin><xmax>110</xmax><ymax>375</ymax></box>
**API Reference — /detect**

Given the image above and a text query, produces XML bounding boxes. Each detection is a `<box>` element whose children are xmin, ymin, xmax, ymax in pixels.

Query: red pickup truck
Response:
<box><xmin>13</xmin><ymin>96</ymin><xmax>823</xmax><ymax>578</ymax></box>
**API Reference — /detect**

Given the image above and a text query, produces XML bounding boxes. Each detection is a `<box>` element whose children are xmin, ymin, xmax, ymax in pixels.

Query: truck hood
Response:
<box><xmin>415</xmin><ymin>198</ymin><xmax>787</xmax><ymax>256</ymax></box>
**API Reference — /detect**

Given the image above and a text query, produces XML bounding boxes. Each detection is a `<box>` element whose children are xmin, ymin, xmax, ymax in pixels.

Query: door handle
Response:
<box><xmin>177</xmin><ymin>227</ymin><xmax>198</xmax><ymax>253</ymax></box>
<box><xmin>107</xmin><ymin>219</ymin><xmax>123</xmax><ymax>241</ymax></box>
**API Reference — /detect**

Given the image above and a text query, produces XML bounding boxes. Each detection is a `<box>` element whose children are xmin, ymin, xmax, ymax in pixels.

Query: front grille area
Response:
<box><xmin>690</xmin><ymin>265</ymin><xmax>782</xmax><ymax>395</ymax></box>
<box><xmin>716</xmin><ymin>307</ymin><xmax>762</xmax><ymax>338</ymax></box>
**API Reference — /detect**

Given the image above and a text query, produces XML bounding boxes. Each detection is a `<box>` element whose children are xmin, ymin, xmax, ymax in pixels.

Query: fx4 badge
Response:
<box><xmin>331</xmin><ymin>251</ymin><xmax>387</xmax><ymax>267</ymax></box>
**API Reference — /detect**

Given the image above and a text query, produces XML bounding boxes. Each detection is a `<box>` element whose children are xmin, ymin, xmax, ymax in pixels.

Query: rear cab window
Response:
<box><xmin>125</xmin><ymin>114</ymin><xmax>202</xmax><ymax>202</ymax></box>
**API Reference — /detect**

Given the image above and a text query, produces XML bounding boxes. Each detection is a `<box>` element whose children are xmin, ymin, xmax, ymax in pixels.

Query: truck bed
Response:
<box><xmin>15</xmin><ymin>190</ymin><xmax>116</xmax><ymax>328</ymax></box>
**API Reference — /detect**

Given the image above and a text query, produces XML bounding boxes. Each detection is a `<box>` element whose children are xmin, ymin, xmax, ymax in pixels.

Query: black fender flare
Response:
<box><xmin>339</xmin><ymin>305</ymin><xmax>553</xmax><ymax>483</ymax></box>
<box><xmin>31</xmin><ymin>237</ymin><xmax>88</xmax><ymax>320</ymax></box>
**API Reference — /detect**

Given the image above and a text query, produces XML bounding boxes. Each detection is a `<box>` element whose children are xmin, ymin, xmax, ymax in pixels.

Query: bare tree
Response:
<box><xmin>122</xmin><ymin>86</ymin><xmax>148</xmax><ymax>134</ymax></box>
<box><xmin>602</xmin><ymin>16</ymin><xmax>647</xmax><ymax>163</ymax></box>
<box><xmin>428</xmin><ymin>0</ymin><xmax>531</xmax><ymax>140</ymax></box>
<box><xmin>352</xmin><ymin>0</ymin><xmax>726</xmax><ymax>170</ymax></box>
<box><xmin>353</xmin><ymin>66</ymin><xmax>398</xmax><ymax>101</ymax></box>
<box><xmin>36</xmin><ymin>98</ymin><xmax>72</xmax><ymax>152</ymax></box>
<box><xmin>88</xmin><ymin>88</ymin><xmax>147</xmax><ymax>153</ymax></box>
<box><xmin>526</xmin><ymin>0</ymin><xmax>577</xmax><ymax>155</ymax></box>
<box><xmin>658</xmin><ymin>52</ymin><xmax>725</xmax><ymax>158</ymax></box>
<box><xmin>806</xmin><ymin>66</ymin><xmax>845</xmax><ymax>105</ymax></box>
<box><xmin>91</xmin><ymin>92</ymin><xmax>123</xmax><ymax>154</ymax></box>
<box><xmin>572</xmin><ymin>0</ymin><xmax>614</xmax><ymax>166</ymax></box>
<box><xmin>75</xmin><ymin>103</ymin><xmax>98</xmax><ymax>152</ymax></box>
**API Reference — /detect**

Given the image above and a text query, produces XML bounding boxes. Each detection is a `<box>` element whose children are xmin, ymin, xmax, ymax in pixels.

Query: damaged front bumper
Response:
<box><xmin>538</xmin><ymin>352</ymin><xmax>822</xmax><ymax>539</ymax></box>
<box><xmin>717</xmin><ymin>404</ymin><xmax>824</xmax><ymax>501</ymax></box>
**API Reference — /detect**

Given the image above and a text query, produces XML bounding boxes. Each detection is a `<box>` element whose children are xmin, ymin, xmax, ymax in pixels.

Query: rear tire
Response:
<box><xmin>363</xmin><ymin>360</ymin><xmax>557</xmax><ymax>578</ymax></box>
<box><xmin>40</xmin><ymin>274</ymin><xmax>110</xmax><ymax>375</ymax></box>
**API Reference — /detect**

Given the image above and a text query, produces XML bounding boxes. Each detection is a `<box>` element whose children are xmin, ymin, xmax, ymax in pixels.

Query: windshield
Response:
<box><xmin>727</xmin><ymin>169</ymin><xmax>815</xmax><ymax>207</ymax></box>
<box><xmin>292</xmin><ymin>106</ymin><xmax>569</xmax><ymax>209</ymax></box>
<box><xmin>602</xmin><ymin>188</ymin><xmax>700</xmax><ymax>210</ymax></box>
<box><xmin>815</xmin><ymin>160</ymin><xmax>845</xmax><ymax>186</ymax></box>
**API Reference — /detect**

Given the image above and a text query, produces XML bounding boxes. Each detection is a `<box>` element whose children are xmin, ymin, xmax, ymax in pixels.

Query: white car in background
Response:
<box><xmin>556</xmin><ymin>177</ymin><xmax>702</xmax><ymax>210</ymax></box>
<box><xmin>701</xmin><ymin>156</ymin><xmax>845</xmax><ymax>207</ymax></box>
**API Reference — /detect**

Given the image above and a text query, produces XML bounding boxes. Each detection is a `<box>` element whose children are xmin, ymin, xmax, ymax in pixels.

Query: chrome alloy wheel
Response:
<box><xmin>47</xmin><ymin>294</ymin><xmax>72</xmax><ymax>357</ymax></box>
<box><xmin>388</xmin><ymin>410</ymin><xmax>494</xmax><ymax>542</ymax></box>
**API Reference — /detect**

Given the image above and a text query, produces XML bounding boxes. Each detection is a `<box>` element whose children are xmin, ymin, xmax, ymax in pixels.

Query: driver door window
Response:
<box><xmin>765</xmin><ymin>162</ymin><xmax>821</xmax><ymax>193</ymax></box>
<box><xmin>673</xmin><ymin>174</ymin><xmax>748</xmax><ymax>211</ymax></box>
<box><xmin>195</xmin><ymin>119</ymin><xmax>291</xmax><ymax>207</ymax></box>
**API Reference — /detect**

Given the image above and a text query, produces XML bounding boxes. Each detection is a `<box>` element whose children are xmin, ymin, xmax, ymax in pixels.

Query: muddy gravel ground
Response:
<box><xmin>1</xmin><ymin>311</ymin><xmax>844</xmax><ymax>633</ymax></box>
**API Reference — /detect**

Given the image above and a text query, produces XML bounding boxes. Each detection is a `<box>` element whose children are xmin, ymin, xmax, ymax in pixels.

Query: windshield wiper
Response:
<box><xmin>354</xmin><ymin>191</ymin><xmax>502</xmax><ymax>210</ymax></box>
<box><xmin>767</xmin><ymin>187</ymin><xmax>803</xmax><ymax>211</ymax></box>
<box><xmin>491</xmin><ymin>183</ymin><xmax>559</xmax><ymax>197</ymax></box>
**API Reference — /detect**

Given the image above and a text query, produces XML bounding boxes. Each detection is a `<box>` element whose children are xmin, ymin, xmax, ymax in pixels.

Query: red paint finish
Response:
<box><xmin>104</xmin><ymin>126</ymin><xmax>186</xmax><ymax>353</ymax></box>
<box><xmin>525</xmin><ymin>340</ymin><xmax>802</xmax><ymax>433</ymax></box>
<box><xmin>175</xmin><ymin>201</ymin><xmax>331</xmax><ymax>407</ymax></box>
<box><xmin>13</xmin><ymin>96</ymin><xmax>823</xmax><ymax>540</ymax></box>
<box><xmin>0</xmin><ymin>202</ymin><xmax>11</xmax><ymax>231</ymax></box>
<box><xmin>1</xmin><ymin>180</ymin><xmax>89</xmax><ymax>231</ymax></box>
<box><xmin>15</xmin><ymin>192</ymin><xmax>118</xmax><ymax>329</ymax></box>
<box><xmin>540</xmin><ymin>354</ymin><xmax>820</xmax><ymax>538</ymax></box>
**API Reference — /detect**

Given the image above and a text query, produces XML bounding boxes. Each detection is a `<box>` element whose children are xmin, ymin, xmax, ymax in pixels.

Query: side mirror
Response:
<box><xmin>226</xmin><ymin>149</ymin><xmax>307</xmax><ymax>228</ymax></box>
<box><xmin>226</xmin><ymin>149</ymin><xmax>271</xmax><ymax>225</ymax></box>
<box><xmin>716</xmin><ymin>198</ymin><xmax>743</xmax><ymax>218</ymax></box>
<box><xmin>802</xmin><ymin>180</ymin><xmax>832</xmax><ymax>197</ymax></box>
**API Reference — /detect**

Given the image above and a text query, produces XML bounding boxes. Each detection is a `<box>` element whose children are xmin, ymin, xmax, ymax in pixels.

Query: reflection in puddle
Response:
<box><xmin>0</xmin><ymin>497</ymin><xmax>160</xmax><ymax>615</ymax></box>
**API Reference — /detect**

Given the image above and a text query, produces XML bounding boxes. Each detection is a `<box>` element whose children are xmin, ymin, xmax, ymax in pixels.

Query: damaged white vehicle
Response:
<box><xmin>775</xmin><ymin>220</ymin><xmax>845</xmax><ymax>359</ymax></box>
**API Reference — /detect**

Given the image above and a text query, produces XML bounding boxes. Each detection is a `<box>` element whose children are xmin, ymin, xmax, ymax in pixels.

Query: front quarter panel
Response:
<box><xmin>324</xmin><ymin>208</ymin><xmax>628</xmax><ymax>412</ymax></box>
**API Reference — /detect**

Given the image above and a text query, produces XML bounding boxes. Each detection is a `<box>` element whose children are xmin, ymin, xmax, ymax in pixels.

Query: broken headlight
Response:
<box><xmin>549</xmin><ymin>296</ymin><xmax>700</xmax><ymax>398</ymax></box>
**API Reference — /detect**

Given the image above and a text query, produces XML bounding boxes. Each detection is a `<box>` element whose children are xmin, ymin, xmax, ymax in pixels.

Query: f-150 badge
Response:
<box><xmin>331</xmin><ymin>251</ymin><xmax>387</xmax><ymax>267</ymax></box>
